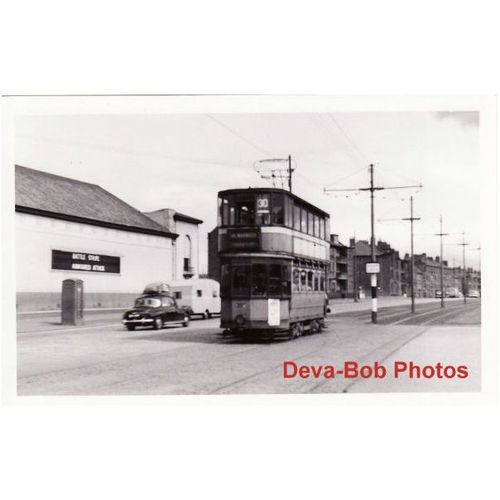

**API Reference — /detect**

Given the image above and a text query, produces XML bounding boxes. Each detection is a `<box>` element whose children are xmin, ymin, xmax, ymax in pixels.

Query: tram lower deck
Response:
<box><xmin>220</xmin><ymin>256</ymin><xmax>328</xmax><ymax>338</ymax></box>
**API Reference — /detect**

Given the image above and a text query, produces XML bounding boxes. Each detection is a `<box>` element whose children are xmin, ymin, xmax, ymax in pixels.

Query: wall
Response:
<box><xmin>16</xmin><ymin>212</ymin><xmax>174</xmax><ymax>311</ymax></box>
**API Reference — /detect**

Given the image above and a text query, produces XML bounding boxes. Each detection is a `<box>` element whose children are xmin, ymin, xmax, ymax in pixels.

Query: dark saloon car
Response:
<box><xmin>122</xmin><ymin>293</ymin><xmax>190</xmax><ymax>331</ymax></box>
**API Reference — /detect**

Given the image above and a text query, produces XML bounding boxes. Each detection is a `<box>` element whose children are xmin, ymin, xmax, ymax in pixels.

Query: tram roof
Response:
<box><xmin>218</xmin><ymin>187</ymin><xmax>330</xmax><ymax>219</ymax></box>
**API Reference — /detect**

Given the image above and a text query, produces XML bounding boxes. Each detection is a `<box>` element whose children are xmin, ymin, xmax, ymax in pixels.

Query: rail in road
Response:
<box><xmin>16</xmin><ymin>299</ymin><xmax>481</xmax><ymax>395</ymax></box>
<box><xmin>332</xmin><ymin>299</ymin><xmax>481</xmax><ymax>326</ymax></box>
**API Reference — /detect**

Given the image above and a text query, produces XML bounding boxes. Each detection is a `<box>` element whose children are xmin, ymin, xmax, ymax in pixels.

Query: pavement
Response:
<box><xmin>16</xmin><ymin>296</ymin><xmax>457</xmax><ymax>333</ymax></box>
<box><xmin>16</xmin><ymin>298</ymin><xmax>481</xmax><ymax>396</ymax></box>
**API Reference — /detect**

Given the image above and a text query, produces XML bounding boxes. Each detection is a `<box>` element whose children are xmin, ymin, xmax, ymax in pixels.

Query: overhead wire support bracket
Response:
<box><xmin>323</xmin><ymin>163</ymin><xmax>423</xmax><ymax>324</ymax></box>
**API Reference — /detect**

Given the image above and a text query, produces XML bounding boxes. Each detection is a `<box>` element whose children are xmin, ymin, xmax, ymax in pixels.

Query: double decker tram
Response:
<box><xmin>217</xmin><ymin>188</ymin><xmax>330</xmax><ymax>339</ymax></box>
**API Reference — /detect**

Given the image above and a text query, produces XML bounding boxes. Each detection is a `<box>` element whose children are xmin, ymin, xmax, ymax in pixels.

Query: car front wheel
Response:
<box><xmin>182</xmin><ymin>316</ymin><xmax>189</xmax><ymax>327</ymax></box>
<box><xmin>153</xmin><ymin>317</ymin><xmax>163</xmax><ymax>330</ymax></box>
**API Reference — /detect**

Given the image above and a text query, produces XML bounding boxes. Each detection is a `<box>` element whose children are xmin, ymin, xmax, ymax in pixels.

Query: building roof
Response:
<box><xmin>174</xmin><ymin>212</ymin><xmax>203</xmax><ymax>225</ymax></box>
<box><xmin>15</xmin><ymin>165</ymin><xmax>177</xmax><ymax>238</ymax></box>
<box><xmin>144</xmin><ymin>209</ymin><xmax>202</xmax><ymax>232</ymax></box>
<box><xmin>354</xmin><ymin>240</ymin><xmax>382</xmax><ymax>257</ymax></box>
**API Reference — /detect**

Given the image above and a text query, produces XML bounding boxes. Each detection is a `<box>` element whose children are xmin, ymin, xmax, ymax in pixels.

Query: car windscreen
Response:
<box><xmin>135</xmin><ymin>297</ymin><xmax>161</xmax><ymax>308</ymax></box>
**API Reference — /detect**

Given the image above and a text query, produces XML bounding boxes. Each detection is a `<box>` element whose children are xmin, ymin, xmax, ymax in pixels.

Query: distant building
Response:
<box><xmin>328</xmin><ymin>234</ymin><xmax>349</xmax><ymax>298</ymax></box>
<box><xmin>350</xmin><ymin>239</ymin><xmax>402</xmax><ymax>297</ymax></box>
<box><xmin>401</xmin><ymin>253</ymin><xmax>480</xmax><ymax>298</ymax></box>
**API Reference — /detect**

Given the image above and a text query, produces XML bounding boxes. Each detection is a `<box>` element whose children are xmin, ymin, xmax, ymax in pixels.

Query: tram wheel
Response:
<box><xmin>311</xmin><ymin>320</ymin><xmax>320</xmax><ymax>334</ymax></box>
<box><xmin>289</xmin><ymin>323</ymin><xmax>300</xmax><ymax>340</ymax></box>
<box><xmin>297</xmin><ymin>322</ymin><xmax>304</xmax><ymax>337</ymax></box>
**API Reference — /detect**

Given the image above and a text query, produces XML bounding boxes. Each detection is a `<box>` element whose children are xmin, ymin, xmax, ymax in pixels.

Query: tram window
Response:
<box><xmin>229</xmin><ymin>206</ymin><xmax>236</xmax><ymax>225</ymax></box>
<box><xmin>300</xmin><ymin>270</ymin><xmax>307</xmax><ymax>290</ymax></box>
<box><xmin>269</xmin><ymin>264</ymin><xmax>282</xmax><ymax>296</ymax></box>
<box><xmin>233</xmin><ymin>265</ymin><xmax>250</xmax><ymax>296</ymax></box>
<box><xmin>325</xmin><ymin>218</ymin><xmax>331</xmax><ymax>239</ymax></box>
<box><xmin>256</xmin><ymin>210</ymin><xmax>270</xmax><ymax>225</ymax></box>
<box><xmin>300</xmin><ymin>207</ymin><xmax>307</xmax><ymax>233</ymax></box>
<box><xmin>252</xmin><ymin>263</ymin><xmax>267</xmax><ymax>296</ymax></box>
<box><xmin>221</xmin><ymin>198</ymin><xmax>229</xmax><ymax>226</ymax></box>
<box><xmin>294</xmin><ymin>203</ymin><xmax>301</xmax><ymax>231</ymax></box>
<box><xmin>285</xmin><ymin>197</ymin><xmax>293</xmax><ymax>227</ymax></box>
<box><xmin>221</xmin><ymin>264</ymin><xmax>231</xmax><ymax>294</ymax></box>
<box><xmin>307</xmin><ymin>270</ymin><xmax>314</xmax><ymax>291</ymax></box>
<box><xmin>293</xmin><ymin>268</ymin><xmax>300</xmax><ymax>291</ymax></box>
<box><xmin>282</xmin><ymin>265</ymin><xmax>291</xmax><ymax>295</ymax></box>
<box><xmin>320</xmin><ymin>274</ymin><xmax>325</xmax><ymax>291</ymax></box>
<box><xmin>308</xmin><ymin>212</ymin><xmax>314</xmax><ymax>236</ymax></box>
<box><xmin>313</xmin><ymin>272</ymin><xmax>319</xmax><ymax>291</ymax></box>
<box><xmin>236</xmin><ymin>201</ymin><xmax>255</xmax><ymax>226</ymax></box>
<box><xmin>319</xmin><ymin>216</ymin><xmax>324</xmax><ymax>239</ymax></box>
<box><xmin>271</xmin><ymin>193</ymin><xmax>285</xmax><ymax>225</ymax></box>
<box><xmin>314</xmin><ymin>215</ymin><xmax>320</xmax><ymax>237</ymax></box>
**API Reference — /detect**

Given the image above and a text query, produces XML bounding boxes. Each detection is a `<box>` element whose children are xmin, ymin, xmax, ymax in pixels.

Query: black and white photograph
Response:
<box><xmin>2</xmin><ymin>96</ymin><xmax>493</xmax><ymax>397</ymax></box>
<box><xmin>2</xmin><ymin>2</ymin><xmax>500</xmax><ymax>500</ymax></box>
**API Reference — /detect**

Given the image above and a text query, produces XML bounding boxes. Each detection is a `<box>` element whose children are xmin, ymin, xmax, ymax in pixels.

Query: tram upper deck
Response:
<box><xmin>217</xmin><ymin>188</ymin><xmax>330</xmax><ymax>262</ymax></box>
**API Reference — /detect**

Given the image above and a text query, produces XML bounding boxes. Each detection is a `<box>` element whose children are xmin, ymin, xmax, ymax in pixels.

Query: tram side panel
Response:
<box><xmin>289</xmin><ymin>292</ymin><xmax>325</xmax><ymax>323</ymax></box>
<box><xmin>221</xmin><ymin>298</ymin><xmax>291</xmax><ymax>331</ymax></box>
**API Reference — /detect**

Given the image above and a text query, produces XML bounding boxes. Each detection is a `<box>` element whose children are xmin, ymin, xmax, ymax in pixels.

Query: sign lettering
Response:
<box><xmin>52</xmin><ymin>250</ymin><xmax>120</xmax><ymax>274</ymax></box>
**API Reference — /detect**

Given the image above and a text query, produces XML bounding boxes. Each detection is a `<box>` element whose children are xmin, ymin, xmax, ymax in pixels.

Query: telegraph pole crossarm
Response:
<box><xmin>324</xmin><ymin>163</ymin><xmax>422</xmax><ymax>324</ymax></box>
<box><xmin>379</xmin><ymin>197</ymin><xmax>421</xmax><ymax>313</ymax></box>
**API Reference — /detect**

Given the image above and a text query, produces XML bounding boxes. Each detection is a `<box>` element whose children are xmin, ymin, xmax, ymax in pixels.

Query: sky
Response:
<box><xmin>14</xmin><ymin>110</ymin><xmax>481</xmax><ymax>273</ymax></box>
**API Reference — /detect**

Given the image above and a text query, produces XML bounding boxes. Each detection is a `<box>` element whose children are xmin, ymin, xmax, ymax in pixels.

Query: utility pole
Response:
<box><xmin>403</xmin><ymin>197</ymin><xmax>420</xmax><ymax>313</ymax></box>
<box><xmin>378</xmin><ymin>196</ymin><xmax>420</xmax><ymax>313</ymax></box>
<box><xmin>471</xmin><ymin>246</ymin><xmax>481</xmax><ymax>297</ymax></box>
<box><xmin>434</xmin><ymin>215</ymin><xmax>448</xmax><ymax>308</ymax></box>
<box><xmin>458</xmin><ymin>232</ymin><xmax>469</xmax><ymax>304</ymax></box>
<box><xmin>324</xmin><ymin>164</ymin><xmax>422</xmax><ymax>324</ymax></box>
<box><xmin>352</xmin><ymin>238</ymin><xmax>358</xmax><ymax>303</ymax></box>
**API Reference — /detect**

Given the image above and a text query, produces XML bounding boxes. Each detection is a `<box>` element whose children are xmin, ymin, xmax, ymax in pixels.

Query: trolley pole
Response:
<box><xmin>323</xmin><ymin>164</ymin><xmax>422</xmax><ymax>325</ymax></box>
<box><xmin>288</xmin><ymin>155</ymin><xmax>292</xmax><ymax>193</ymax></box>
<box><xmin>458</xmin><ymin>232</ymin><xmax>469</xmax><ymax>304</ymax></box>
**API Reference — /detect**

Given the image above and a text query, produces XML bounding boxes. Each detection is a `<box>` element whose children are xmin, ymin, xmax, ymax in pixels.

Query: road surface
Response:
<box><xmin>17</xmin><ymin>299</ymin><xmax>481</xmax><ymax>396</ymax></box>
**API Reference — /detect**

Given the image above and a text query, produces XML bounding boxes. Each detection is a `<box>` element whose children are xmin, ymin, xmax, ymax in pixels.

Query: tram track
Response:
<box><xmin>209</xmin><ymin>328</ymin><xmax>350</xmax><ymax>394</ymax></box>
<box><xmin>310</xmin><ymin>301</ymin><xmax>480</xmax><ymax>393</ymax></box>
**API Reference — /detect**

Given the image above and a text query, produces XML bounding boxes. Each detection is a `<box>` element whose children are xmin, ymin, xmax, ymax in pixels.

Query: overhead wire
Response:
<box><xmin>205</xmin><ymin>114</ymin><xmax>273</xmax><ymax>157</ymax></box>
<box><xmin>326</xmin><ymin>113</ymin><xmax>370</xmax><ymax>165</ymax></box>
<box><xmin>309</xmin><ymin>114</ymin><xmax>366</xmax><ymax>168</ymax></box>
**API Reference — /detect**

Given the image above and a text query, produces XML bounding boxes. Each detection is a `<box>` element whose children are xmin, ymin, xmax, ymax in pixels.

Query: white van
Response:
<box><xmin>168</xmin><ymin>279</ymin><xmax>221</xmax><ymax>319</ymax></box>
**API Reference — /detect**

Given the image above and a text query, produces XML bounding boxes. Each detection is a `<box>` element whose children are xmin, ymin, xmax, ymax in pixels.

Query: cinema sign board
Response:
<box><xmin>52</xmin><ymin>250</ymin><xmax>120</xmax><ymax>274</ymax></box>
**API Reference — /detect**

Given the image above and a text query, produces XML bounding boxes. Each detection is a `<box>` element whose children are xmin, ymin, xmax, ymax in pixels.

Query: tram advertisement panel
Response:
<box><xmin>268</xmin><ymin>298</ymin><xmax>281</xmax><ymax>326</ymax></box>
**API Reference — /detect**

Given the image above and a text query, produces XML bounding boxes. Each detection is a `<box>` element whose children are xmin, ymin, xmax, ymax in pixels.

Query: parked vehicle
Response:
<box><xmin>467</xmin><ymin>290</ymin><xmax>480</xmax><ymax>298</ymax></box>
<box><xmin>122</xmin><ymin>282</ymin><xmax>189</xmax><ymax>331</ymax></box>
<box><xmin>435</xmin><ymin>290</ymin><xmax>443</xmax><ymax>298</ymax></box>
<box><xmin>445</xmin><ymin>287</ymin><xmax>462</xmax><ymax>298</ymax></box>
<box><xmin>168</xmin><ymin>279</ymin><xmax>221</xmax><ymax>319</ymax></box>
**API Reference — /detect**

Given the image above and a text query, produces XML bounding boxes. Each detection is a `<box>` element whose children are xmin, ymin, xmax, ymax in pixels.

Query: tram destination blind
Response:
<box><xmin>226</xmin><ymin>228</ymin><xmax>261</xmax><ymax>250</ymax></box>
